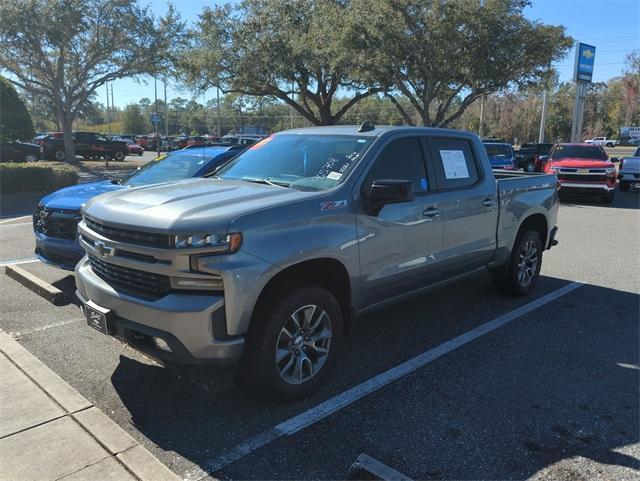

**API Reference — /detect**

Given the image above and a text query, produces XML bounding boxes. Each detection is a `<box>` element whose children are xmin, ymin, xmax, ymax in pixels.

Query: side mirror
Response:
<box><xmin>364</xmin><ymin>179</ymin><xmax>414</xmax><ymax>215</ymax></box>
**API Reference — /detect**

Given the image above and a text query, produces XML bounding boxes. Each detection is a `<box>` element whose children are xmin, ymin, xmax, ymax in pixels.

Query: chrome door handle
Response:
<box><xmin>482</xmin><ymin>199</ymin><xmax>497</xmax><ymax>207</ymax></box>
<box><xmin>422</xmin><ymin>207</ymin><xmax>440</xmax><ymax>217</ymax></box>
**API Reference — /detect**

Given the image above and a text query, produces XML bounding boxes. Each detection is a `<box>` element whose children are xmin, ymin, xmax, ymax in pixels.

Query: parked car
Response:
<box><xmin>135</xmin><ymin>136</ymin><xmax>150</xmax><ymax>149</ymax></box>
<box><xmin>74</xmin><ymin>125</ymin><xmax>559</xmax><ymax>399</ymax></box>
<box><xmin>515</xmin><ymin>143</ymin><xmax>553</xmax><ymax>172</ymax></box>
<box><xmin>584</xmin><ymin>137</ymin><xmax>619</xmax><ymax>147</ymax></box>
<box><xmin>122</xmin><ymin>139</ymin><xmax>144</xmax><ymax>156</ymax></box>
<box><xmin>483</xmin><ymin>142</ymin><xmax>516</xmax><ymax>169</ymax></box>
<box><xmin>628</xmin><ymin>137</ymin><xmax>640</xmax><ymax>146</ymax></box>
<box><xmin>0</xmin><ymin>141</ymin><xmax>41</xmax><ymax>162</ymax></box>
<box><xmin>33</xmin><ymin>145</ymin><xmax>246</xmax><ymax>269</ymax></box>
<box><xmin>541</xmin><ymin>143</ymin><xmax>616</xmax><ymax>203</ymax></box>
<box><xmin>38</xmin><ymin>131</ymin><xmax>129</xmax><ymax>161</ymax></box>
<box><xmin>618</xmin><ymin>147</ymin><xmax>640</xmax><ymax>192</ymax></box>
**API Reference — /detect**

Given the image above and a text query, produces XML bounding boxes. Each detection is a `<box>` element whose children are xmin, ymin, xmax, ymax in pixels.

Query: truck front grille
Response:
<box><xmin>34</xmin><ymin>206</ymin><xmax>81</xmax><ymax>240</ymax></box>
<box><xmin>88</xmin><ymin>254</ymin><xmax>170</xmax><ymax>300</ymax></box>
<box><xmin>557</xmin><ymin>169</ymin><xmax>607</xmax><ymax>182</ymax></box>
<box><xmin>85</xmin><ymin>217</ymin><xmax>170</xmax><ymax>248</ymax></box>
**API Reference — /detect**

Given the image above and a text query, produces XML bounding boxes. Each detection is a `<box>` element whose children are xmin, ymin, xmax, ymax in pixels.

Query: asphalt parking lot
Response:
<box><xmin>0</xmin><ymin>181</ymin><xmax>638</xmax><ymax>480</ymax></box>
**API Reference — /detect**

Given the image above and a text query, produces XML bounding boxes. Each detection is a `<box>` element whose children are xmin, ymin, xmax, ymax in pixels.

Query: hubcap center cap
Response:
<box><xmin>294</xmin><ymin>335</ymin><xmax>304</xmax><ymax>348</ymax></box>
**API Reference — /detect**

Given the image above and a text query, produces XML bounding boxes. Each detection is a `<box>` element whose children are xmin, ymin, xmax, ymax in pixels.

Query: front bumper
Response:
<box><xmin>75</xmin><ymin>257</ymin><xmax>245</xmax><ymax>365</ymax></box>
<box><xmin>558</xmin><ymin>181</ymin><xmax>615</xmax><ymax>194</ymax></box>
<box><xmin>34</xmin><ymin>232</ymin><xmax>84</xmax><ymax>270</ymax></box>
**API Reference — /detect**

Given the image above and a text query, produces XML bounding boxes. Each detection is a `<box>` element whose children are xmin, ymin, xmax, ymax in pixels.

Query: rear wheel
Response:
<box><xmin>24</xmin><ymin>153</ymin><xmax>38</xmax><ymax>162</ymax></box>
<box><xmin>619</xmin><ymin>182</ymin><xmax>630</xmax><ymax>192</ymax></box>
<box><xmin>524</xmin><ymin>160</ymin><xmax>535</xmax><ymax>173</ymax></box>
<box><xmin>492</xmin><ymin>230</ymin><xmax>542</xmax><ymax>296</ymax></box>
<box><xmin>114</xmin><ymin>150</ymin><xmax>126</xmax><ymax>161</ymax></box>
<box><xmin>54</xmin><ymin>150</ymin><xmax>66</xmax><ymax>161</ymax></box>
<box><xmin>240</xmin><ymin>282</ymin><xmax>343</xmax><ymax>400</ymax></box>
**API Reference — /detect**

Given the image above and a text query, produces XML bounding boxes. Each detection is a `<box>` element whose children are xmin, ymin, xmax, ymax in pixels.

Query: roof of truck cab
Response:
<box><xmin>276</xmin><ymin>125</ymin><xmax>473</xmax><ymax>138</ymax></box>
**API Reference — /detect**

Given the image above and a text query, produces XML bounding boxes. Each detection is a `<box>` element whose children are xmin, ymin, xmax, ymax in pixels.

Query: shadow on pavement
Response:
<box><xmin>560</xmin><ymin>190</ymin><xmax>640</xmax><ymax>210</ymax></box>
<box><xmin>109</xmin><ymin>277</ymin><xmax>639</xmax><ymax>479</ymax></box>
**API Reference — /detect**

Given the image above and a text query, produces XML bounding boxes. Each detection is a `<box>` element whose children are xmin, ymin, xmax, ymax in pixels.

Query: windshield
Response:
<box><xmin>123</xmin><ymin>150</ymin><xmax>222</xmax><ymax>186</ymax></box>
<box><xmin>216</xmin><ymin>134</ymin><xmax>374</xmax><ymax>191</ymax></box>
<box><xmin>485</xmin><ymin>144</ymin><xmax>512</xmax><ymax>157</ymax></box>
<box><xmin>550</xmin><ymin>145</ymin><xmax>608</xmax><ymax>160</ymax></box>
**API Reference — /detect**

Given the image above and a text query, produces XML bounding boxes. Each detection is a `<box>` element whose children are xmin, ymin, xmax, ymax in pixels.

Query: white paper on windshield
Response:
<box><xmin>440</xmin><ymin>150</ymin><xmax>469</xmax><ymax>179</ymax></box>
<box><xmin>327</xmin><ymin>171</ymin><xmax>342</xmax><ymax>180</ymax></box>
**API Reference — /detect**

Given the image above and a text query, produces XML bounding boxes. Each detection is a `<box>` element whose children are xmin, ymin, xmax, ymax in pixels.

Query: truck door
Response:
<box><xmin>73</xmin><ymin>132</ymin><xmax>91</xmax><ymax>157</ymax></box>
<box><xmin>356</xmin><ymin>136</ymin><xmax>444</xmax><ymax>307</ymax></box>
<box><xmin>426</xmin><ymin>136</ymin><xmax>499</xmax><ymax>275</ymax></box>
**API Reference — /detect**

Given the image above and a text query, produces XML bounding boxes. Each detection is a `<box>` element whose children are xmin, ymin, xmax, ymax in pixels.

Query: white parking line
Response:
<box><xmin>0</xmin><ymin>258</ymin><xmax>39</xmax><ymax>267</ymax></box>
<box><xmin>183</xmin><ymin>281</ymin><xmax>584</xmax><ymax>481</ymax></box>
<box><xmin>9</xmin><ymin>319</ymin><xmax>82</xmax><ymax>337</ymax></box>
<box><xmin>0</xmin><ymin>222</ymin><xmax>32</xmax><ymax>228</ymax></box>
<box><xmin>0</xmin><ymin>215</ymin><xmax>31</xmax><ymax>224</ymax></box>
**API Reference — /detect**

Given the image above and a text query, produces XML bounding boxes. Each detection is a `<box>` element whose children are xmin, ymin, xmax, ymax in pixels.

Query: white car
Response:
<box><xmin>585</xmin><ymin>137</ymin><xmax>619</xmax><ymax>147</ymax></box>
<box><xmin>618</xmin><ymin>147</ymin><xmax>640</xmax><ymax>192</ymax></box>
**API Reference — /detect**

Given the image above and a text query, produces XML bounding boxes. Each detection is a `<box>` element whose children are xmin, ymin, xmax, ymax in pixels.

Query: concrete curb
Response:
<box><xmin>5</xmin><ymin>264</ymin><xmax>68</xmax><ymax>306</ymax></box>
<box><xmin>0</xmin><ymin>331</ymin><xmax>180</xmax><ymax>481</ymax></box>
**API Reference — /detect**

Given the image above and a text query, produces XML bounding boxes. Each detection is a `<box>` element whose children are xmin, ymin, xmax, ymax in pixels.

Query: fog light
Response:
<box><xmin>154</xmin><ymin>337</ymin><xmax>171</xmax><ymax>352</ymax></box>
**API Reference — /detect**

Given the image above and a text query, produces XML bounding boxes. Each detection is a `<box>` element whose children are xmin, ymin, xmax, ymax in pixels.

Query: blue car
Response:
<box><xmin>33</xmin><ymin>145</ymin><xmax>245</xmax><ymax>270</ymax></box>
<box><xmin>483</xmin><ymin>142</ymin><xmax>516</xmax><ymax>170</ymax></box>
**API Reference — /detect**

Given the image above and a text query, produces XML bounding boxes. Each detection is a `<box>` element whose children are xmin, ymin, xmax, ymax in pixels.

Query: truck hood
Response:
<box><xmin>549</xmin><ymin>158</ymin><xmax>613</xmax><ymax>169</ymax></box>
<box><xmin>82</xmin><ymin>178</ymin><xmax>316</xmax><ymax>233</ymax></box>
<box><xmin>40</xmin><ymin>181</ymin><xmax>123</xmax><ymax>211</ymax></box>
<box><xmin>620</xmin><ymin>156</ymin><xmax>640</xmax><ymax>172</ymax></box>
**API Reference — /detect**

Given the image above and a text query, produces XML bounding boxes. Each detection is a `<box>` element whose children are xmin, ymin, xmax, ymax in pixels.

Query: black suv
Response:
<box><xmin>515</xmin><ymin>143</ymin><xmax>553</xmax><ymax>172</ymax></box>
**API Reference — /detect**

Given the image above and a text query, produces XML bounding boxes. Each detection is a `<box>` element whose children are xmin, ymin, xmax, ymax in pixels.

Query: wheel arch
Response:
<box><xmin>517</xmin><ymin>213</ymin><xmax>548</xmax><ymax>247</ymax></box>
<box><xmin>253</xmin><ymin>258</ymin><xmax>353</xmax><ymax>333</ymax></box>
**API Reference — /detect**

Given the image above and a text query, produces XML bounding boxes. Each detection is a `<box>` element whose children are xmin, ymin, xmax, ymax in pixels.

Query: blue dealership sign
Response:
<box><xmin>151</xmin><ymin>112</ymin><xmax>161</xmax><ymax>125</ymax></box>
<box><xmin>573</xmin><ymin>42</ymin><xmax>596</xmax><ymax>82</ymax></box>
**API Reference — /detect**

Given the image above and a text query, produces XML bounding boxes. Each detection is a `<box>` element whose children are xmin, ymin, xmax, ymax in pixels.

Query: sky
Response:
<box><xmin>96</xmin><ymin>0</ymin><xmax>640</xmax><ymax>108</ymax></box>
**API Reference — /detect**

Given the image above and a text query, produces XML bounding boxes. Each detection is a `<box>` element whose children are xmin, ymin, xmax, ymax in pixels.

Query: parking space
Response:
<box><xmin>0</xmin><ymin>188</ymin><xmax>638</xmax><ymax>480</ymax></box>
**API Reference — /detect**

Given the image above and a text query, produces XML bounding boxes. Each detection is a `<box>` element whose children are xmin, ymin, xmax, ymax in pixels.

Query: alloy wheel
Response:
<box><xmin>275</xmin><ymin>304</ymin><xmax>332</xmax><ymax>385</ymax></box>
<box><xmin>517</xmin><ymin>240</ymin><xmax>539</xmax><ymax>287</ymax></box>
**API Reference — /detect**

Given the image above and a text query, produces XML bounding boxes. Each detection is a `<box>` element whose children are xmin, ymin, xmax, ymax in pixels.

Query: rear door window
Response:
<box><xmin>430</xmin><ymin>137</ymin><xmax>480</xmax><ymax>189</ymax></box>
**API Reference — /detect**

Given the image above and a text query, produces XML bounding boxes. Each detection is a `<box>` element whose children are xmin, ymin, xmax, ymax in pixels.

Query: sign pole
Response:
<box><xmin>571</xmin><ymin>42</ymin><xmax>596</xmax><ymax>143</ymax></box>
<box><xmin>538</xmin><ymin>89</ymin><xmax>548</xmax><ymax>143</ymax></box>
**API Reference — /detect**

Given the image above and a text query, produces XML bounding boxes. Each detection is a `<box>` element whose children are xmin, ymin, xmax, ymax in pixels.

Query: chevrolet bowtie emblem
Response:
<box><xmin>95</xmin><ymin>240</ymin><xmax>114</xmax><ymax>257</ymax></box>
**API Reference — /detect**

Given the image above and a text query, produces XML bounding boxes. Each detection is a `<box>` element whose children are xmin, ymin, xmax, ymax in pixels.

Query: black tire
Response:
<box><xmin>492</xmin><ymin>230</ymin><xmax>543</xmax><ymax>296</ymax></box>
<box><xmin>239</xmin><ymin>281</ymin><xmax>343</xmax><ymax>400</ymax></box>
<box><xmin>138</xmin><ymin>151</ymin><xmax>143</xmax><ymax>156</ymax></box>
<box><xmin>114</xmin><ymin>150</ymin><xmax>126</xmax><ymax>161</ymax></box>
<box><xmin>54</xmin><ymin>150</ymin><xmax>66</xmax><ymax>161</ymax></box>
<box><xmin>524</xmin><ymin>160</ymin><xmax>535</xmax><ymax>173</ymax></box>
<box><xmin>605</xmin><ymin>142</ymin><xmax>613</xmax><ymax>148</ymax></box>
<box><xmin>602</xmin><ymin>192</ymin><xmax>614</xmax><ymax>204</ymax></box>
<box><xmin>619</xmin><ymin>182</ymin><xmax>630</xmax><ymax>192</ymax></box>
<box><xmin>24</xmin><ymin>153</ymin><xmax>38</xmax><ymax>162</ymax></box>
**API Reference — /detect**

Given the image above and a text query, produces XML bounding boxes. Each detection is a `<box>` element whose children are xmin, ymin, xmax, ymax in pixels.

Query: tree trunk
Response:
<box><xmin>62</xmin><ymin>115</ymin><xmax>75</xmax><ymax>163</ymax></box>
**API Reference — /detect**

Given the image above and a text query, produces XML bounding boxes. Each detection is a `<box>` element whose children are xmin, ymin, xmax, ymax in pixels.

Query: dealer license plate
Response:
<box><xmin>84</xmin><ymin>302</ymin><xmax>112</xmax><ymax>334</ymax></box>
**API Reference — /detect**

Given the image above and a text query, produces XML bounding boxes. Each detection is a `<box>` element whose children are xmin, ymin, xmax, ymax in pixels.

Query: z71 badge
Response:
<box><xmin>320</xmin><ymin>200</ymin><xmax>348</xmax><ymax>211</ymax></box>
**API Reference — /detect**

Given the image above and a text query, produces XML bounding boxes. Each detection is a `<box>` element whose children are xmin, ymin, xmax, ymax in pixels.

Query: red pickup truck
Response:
<box><xmin>541</xmin><ymin>143</ymin><xmax>616</xmax><ymax>203</ymax></box>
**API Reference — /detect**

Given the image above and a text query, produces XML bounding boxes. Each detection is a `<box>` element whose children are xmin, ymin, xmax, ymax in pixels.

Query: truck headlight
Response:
<box><xmin>605</xmin><ymin>167</ymin><xmax>616</xmax><ymax>177</ymax></box>
<box><xmin>170</xmin><ymin>275</ymin><xmax>223</xmax><ymax>291</ymax></box>
<box><xmin>173</xmin><ymin>232</ymin><xmax>242</xmax><ymax>253</ymax></box>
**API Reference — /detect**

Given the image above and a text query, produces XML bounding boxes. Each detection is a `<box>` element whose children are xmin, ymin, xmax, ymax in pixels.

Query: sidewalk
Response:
<box><xmin>0</xmin><ymin>331</ymin><xmax>180</xmax><ymax>481</ymax></box>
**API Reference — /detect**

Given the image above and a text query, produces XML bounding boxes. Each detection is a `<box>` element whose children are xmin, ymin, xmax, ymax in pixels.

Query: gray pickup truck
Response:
<box><xmin>75</xmin><ymin>125</ymin><xmax>559</xmax><ymax>399</ymax></box>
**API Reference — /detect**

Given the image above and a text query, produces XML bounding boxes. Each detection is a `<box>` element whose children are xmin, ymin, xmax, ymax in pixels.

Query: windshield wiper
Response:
<box><xmin>242</xmin><ymin>177</ymin><xmax>291</xmax><ymax>188</ymax></box>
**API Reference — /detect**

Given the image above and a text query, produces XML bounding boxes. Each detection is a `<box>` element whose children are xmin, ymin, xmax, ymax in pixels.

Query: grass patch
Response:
<box><xmin>0</xmin><ymin>163</ymin><xmax>78</xmax><ymax>194</ymax></box>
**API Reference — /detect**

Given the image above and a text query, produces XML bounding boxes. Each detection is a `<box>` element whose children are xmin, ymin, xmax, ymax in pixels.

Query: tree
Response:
<box><xmin>122</xmin><ymin>104</ymin><xmax>149</xmax><ymax>133</ymax></box>
<box><xmin>355</xmin><ymin>0</ymin><xmax>572</xmax><ymax>127</ymax></box>
<box><xmin>0</xmin><ymin>0</ymin><xmax>184</xmax><ymax>161</ymax></box>
<box><xmin>0</xmin><ymin>76</ymin><xmax>36</xmax><ymax>141</ymax></box>
<box><xmin>181</xmin><ymin>0</ymin><xmax>385</xmax><ymax>126</ymax></box>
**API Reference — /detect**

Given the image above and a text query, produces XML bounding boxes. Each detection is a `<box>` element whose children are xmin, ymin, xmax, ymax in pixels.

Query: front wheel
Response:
<box><xmin>114</xmin><ymin>150</ymin><xmax>126</xmax><ymax>161</ymax></box>
<box><xmin>54</xmin><ymin>150</ymin><xmax>66</xmax><ymax>161</ymax></box>
<box><xmin>240</xmin><ymin>282</ymin><xmax>343</xmax><ymax>400</ymax></box>
<box><xmin>492</xmin><ymin>230</ymin><xmax>543</xmax><ymax>296</ymax></box>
